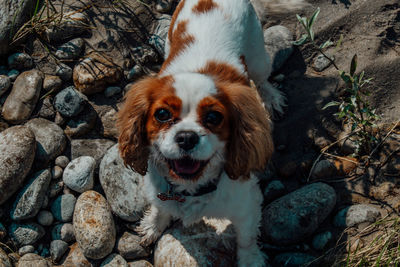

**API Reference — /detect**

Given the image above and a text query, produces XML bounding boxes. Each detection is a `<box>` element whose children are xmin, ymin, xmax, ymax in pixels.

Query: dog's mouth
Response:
<box><xmin>167</xmin><ymin>156</ymin><xmax>209</xmax><ymax>180</ymax></box>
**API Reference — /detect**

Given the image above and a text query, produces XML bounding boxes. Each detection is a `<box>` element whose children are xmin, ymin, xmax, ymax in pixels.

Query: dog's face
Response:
<box><xmin>118</xmin><ymin>72</ymin><xmax>273</xmax><ymax>184</ymax></box>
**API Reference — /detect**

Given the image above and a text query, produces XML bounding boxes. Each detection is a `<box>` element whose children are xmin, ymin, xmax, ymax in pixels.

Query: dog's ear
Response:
<box><xmin>219</xmin><ymin>82</ymin><xmax>274</xmax><ymax>180</ymax></box>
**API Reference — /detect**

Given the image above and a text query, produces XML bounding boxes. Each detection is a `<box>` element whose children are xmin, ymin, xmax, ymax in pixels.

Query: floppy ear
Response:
<box><xmin>219</xmin><ymin>82</ymin><xmax>274</xmax><ymax>180</ymax></box>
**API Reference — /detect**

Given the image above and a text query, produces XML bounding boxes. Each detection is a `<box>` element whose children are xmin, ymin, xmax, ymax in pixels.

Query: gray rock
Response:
<box><xmin>43</xmin><ymin>75</ymin><xmax>63</xmax><ymax>93</ymax></box>
<box><xmin>37</xmin><ymin>210</ymin><xmax>54</xmax><ymax>226</ymax></box>
<box><xmin>8</xmin><ymin>53</ymin><xmax>33</xmax><ymax>70</ymax></box>
<box><xmin>49</xmin><ymin>180</ymin><xmax>64</xmax><ymax>198</ymax></box>
<box><xmin>149</xmin><ymin>14</ymin><xmax>171</xmax><ymax>56</ymax></box>
<box><xmin>52</xmin><ymin>166</ymin><xmax>63</xmax><ymax>180</ymax></box>
<box><xmin>313</xmin><ymin>53</ymin><xmax>334</xmax><ymax>72</ymax></box>
<box><xmin>55</xmin><ymin>155</ymin><xmax>70</xmax><ymax>168</ymax></box>
<box><xmin>100</xmin><ymin>253</ymin><xmax>128</xmax><ymax>267</ymax></box>
<box><xmin>273</xmin><ymin>252</ymin><xmax>316</xmax><ymax>267</ymax></box>
<box><xmin>7</xmin><ymin>69</ymin><xmax>19</xmax><ymax>81</ymax></box>
<box><xmin>63</xmin><ymin>156</ymin><xmax>95</xmax><ymax>193</ymax></box>
<box><xmin>56</xmin><ymin>38</ymin><xmax>84</xmax><ymax>60</ymax></box>
<box><xmin>51</xmin><ymin>194</ymin><xmax>77</xmax><ymax>222</ymax></box>
<box><xmin>50</xmin><ymin>240</ymin><xmax>69</xmax><ymax>262</ymax></box>
<box><xmin>311</xmin><ymin>159</ymin><xmax>337</xmax><ymax>179</ymax></box>
<box><xmin>117</xmin><ymin>232</ymin><xmax>149</xmax><ymax>260</ymax></box>
<box><xmin>0</xmin><ymin>126</ymin><xmax>36</xmax><ymax>204</ymax></box>
<box><xmin>26</xmin><ymin>118</ymin><xmax>66</xmax><ymax>167</ymax></box>
<box><xmin>60</xmin><ymin>243</ymin><xmax>93</xmax><ymax>267</ymax></box>
<box><xmin>104</xmin><ymin>86</ymin><xmax>122</xmax><ymax>98</ymax></box>
<box><xmin>264</xmin><ymin>25</ymin><xmax>294</xmax><ymax>72</ymax></box>
<box><xmin>41</xmin><ymin>195</ymin><xmax>49</xmax><ymax>209</ymax></box>
<box><xmin>52</xmin><ymin>223</ymin><xmax>75</xmax><ymax>243</ymax></box>
<box><xmin>125</xmin><ymin>65</ymin><xmax>143</xmax><ymax>82</ymax></box>
<box><xmin>262</xmin><ymin>183</ymin><xmax>336</xmax><ymax>245</ymax></box>
<box><xmin>0</xmin><ymin>75</ymin><xmax>11</xmax><ymax>97</ymax></box>
<box><xmin>45</xmin><ymin>12</ymin><xmax>88</xmax><ymax>43</ymax></box>
<box><xmin>54</xmin><ymin>86</ymin><xmax>87</xmax><ymax>117</ymax></box>
<box><xmin>71</xmin><ymin>139</ymin><xmax>116</xmax><ymax>170</ymax></box>
<box><xmin>18</xmin><ymin>253</ymin><xmax>51</xmax><ymax>267</ymax></box>
<box><xmin>11</xmin><ymin>169</ymin><xmax>52</xmax><ymax>220</ymax></box>
<box><xmin>18</xmin><ymin>245</ymin><xmax>35</xmax><ymax>256</ymax></box>
<box><xmin>9</xmin><ymin>223</ymin><xmax>45</xmax><ymax>246</ymax></box>
<box><xmin>333</xmin><ymin>204</ymin><xmax>382</xmax><ymax>228</ymax></box>
<box><xmin>99</xmin><ymin>107</ymin><xmax>119</xmax><ymax>139</ymax></box>
<box><xmin>312</xmin><ymin>231</ymin><xmax>333</xmax><ymax>250</ymax></box>
<box><xmin>128</xmin><ymin>260</ymin><xmax>153</xmax><ymax>267</ymax></box>
<box><xmin>263</xmin><ymin>180</ymin><xmax>286</xmax><ymax>203</ymax></box>
<box><xmin>37</xmin><ymin>97</ymin><xmax>56</xmax><ymax>120</ymax></box>
<box><xmin>64</xmin><ymin>104</ymin><xmax>97</xmax><ymax>138</ymax></box>
<box><xmin>2</xmin><ymin>69</ymin><xmax>43</xmax><ymax>124</ymax></box>
<box><xmin>73</xmin><ymin>191</ymin><xmax>116</xmax><ymax>260</ymax></box>
<box><xmin>0</xmin><ymin>248</ymin><xmax>11</xmax><ymax>267</ymax></box>
<box><xmin>99</xmin><ymin>145</ymin><xmax>147</xmax><ymax>222</ymax></box>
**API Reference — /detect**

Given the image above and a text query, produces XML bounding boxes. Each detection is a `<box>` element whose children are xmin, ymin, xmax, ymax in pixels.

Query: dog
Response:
<box><xmin>118</xmin><ymin>0</ymin><xmax>305</xmax><ymax>266</ymax></box>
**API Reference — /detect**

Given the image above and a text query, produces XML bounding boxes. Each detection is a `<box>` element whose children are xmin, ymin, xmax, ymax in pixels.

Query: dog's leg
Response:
<box><xmin>136</xmin><ymin>204</ymin><xmax>171</xmax><ymax>246</ymax></box>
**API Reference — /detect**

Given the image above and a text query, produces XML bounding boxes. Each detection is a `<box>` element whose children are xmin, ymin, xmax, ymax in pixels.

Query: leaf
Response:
<box><xmin>309</xmin><ymin>29</ymin><xmax>315</xmax><ymax>41</ymax></box>
<box><xmin>296</xmin><ymin>14</ymin><xmax>308</xmax><ymax>29</ymax></box>
<box><xmin>308</xmin><ymin>7</ymin><xmax>320</xmax><ymax>28</ymax></box>
<box><xmin>293</xmin><ymin>34</ymin><xmax>309</xmax><ymax>46</ymax></box>
<box><xmin>322</xmin><ymin>101</ymin><xmax>340</xmax><ymax>110</ymax></box>
<box><xmin>320</xmin><ymin>40</ymin><xmax>333</xmax><ymax>49</ymax></box>
<box><xmin>350</xmin><ymin>54</ymin><xmax>358</xmax><ymax>76</ymax></box>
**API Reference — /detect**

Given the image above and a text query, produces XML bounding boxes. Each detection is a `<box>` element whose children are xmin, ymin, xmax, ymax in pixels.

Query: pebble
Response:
<box><xmin>99</xmin><ymin>145</ymin><xmax>147</xmax><ymax>222</ymax></box>
<box><xmin>117</xmin><ymin>232</ymin><xmax>149</xmax><ymax>260</ymax></box>
<box><xmin>52</xmin><ymin>166</ymin><xmax>63</xmax><ymax>180</ymax></box>
<box><xmin>64</xmin><ymin>104</ymin><xmax>97</xmax><ymax>137</ymax></box>
<box><xmin>313</xmin><ymin>53</ymin><xmax>334</xmax><ymax>72</ymax></box>
<box><xmin>54</xmin><ymin>86</ymin><xmax>87</xmax><ymax>117</ymax></box>
<box><xmin>71</xmin><ymin>139</ymin><xmax>116</xmax><ymax>170</ymax></box>
<box><xmin>51</xmin><ymin>194</ymin><xmax>77</xmax><ymax>222</ymax></box>
<box><xmin>100</xmin><ymin>253</ymin><xmax>128</xmax><ymax>267</ymax></box>
<box><xmin>7</xmin><ymin>69</ymin><xmax>19</xmax><ymax>81</ymax></box>
<box><xmin>45</xmin><ymin>12</ymin><xmax>88</xmax><ymax>42</ymax></box>
<box><xmin>8</xmin><ymin>53</ymin><xmax>33</xmax><ymax>70</ymax></box>
<box><xmin>2</xmin><ymin>69</ymin><xmax>43</xmax><ymax>124</ymax></box>
<box><xmin>126</xmin><ymin>65</ymin><xmax>143</xmax><ymax>81</ymax></box>
<box><xmin>262</xmin><ymin>183</ymin><xmax>336</xmax><ymax>245</ymax></box>
<box><xmin>104</xmin><ymin>86</ymin><xmax>122</xmax><ymax>98</ymax></box>
<box><xmin>63</xmin><ymin>156</ymin><xmax>95</xmax><ymax>193</ymax></box>
<box><xmin>99</xmin><ymin>107</ymin><xmax>119</xmax><ymax>139</ymax></box>
<box><xmin>55</xmin><ymin>155</ymin><xmax>70</xmax><ymax>168</ymax></box>
<box><xmin>37</xmin><ymin>210</ymin><xmax>54</xmax><ymax>226</ymax></box>
<box><xmin>51</xmin><ymin>223</ymin><xmax>75</xmax><ymax>243</ymax></box>
<box><xmin>0</xmin><ymin>248</ymin><xmax>11</xmax><ymax>267</ymax></box>
<box><xmin>37</xmin><ymin>97</ymin><xmax>56</xmax><ymax>120</ymax></box>
<box><xmin>9</xmin><ymin>223</ymin><xmax>45</xmax><ymax>246</ymax></box>
<box><xmin>311</xmin><ymin>160</ymin><xmax>337</xmax><ymax>179</ymax></box>
<box><xmin>0</xmin><ymin>126</ymin><xmax>36</xmax><ymax>204</ymax></box>
<box><xmin>273</xmin><ymin>252</ymin><xmax>316</xmax><ymax>267</ymax></box>
<box><xmin>156</xmin><ymin>0</ymin><xmax>172</xmax><ymax>13</ymax></box>
<box><xmin>333</xmin><ymin>204</ymin><xmax>382</xmax><ymax>228</ymax></box>
<box><xmin>128</xmin><ymin>260</ymin><xmax>153</xmax><ymax>267</ymax></box>
<box><xmin>42</xmin><ymin>75</ymin><xmax>62</xmax><ymax>93</ymax></box>
<box><xmin>18</xmin><ymin>245</ymin><xmax>35</xmax><ymax>256</ymax></box>
<box><xmin>312</xmin><ymin>231</ymin><xmax>333</xmax><ymax>250</ymax></box>
<box><xmin>49</xmin><ymin>180</ymin><xmax>64</xmax><ymax>198</ymax></box>
<box><xmin>10</xmin><ymin>169</ymin><xmax>52</xmax><ymax>220</ymax></box>
<box><xmin>18</xmin><ymin>253</ymin><xmax>51</xmax><ymax>267</ymax></box>
<box><xmin>26</xmin><ymin>118</ymin><xmax>67</xmax><ymax>167</ymax></box>
<box><xmin>50</xmin><ymin>240</ymin><xmax>69</xmax><ymax>262</ymax></box>
<box><xmin>263</xmin><ymin>25</ymin><xmax>294</xmax><ymax>72</ymax></box>
<box><xmin>55</xmin><ymin>38</ymin><xmax>84</xmax><ymax>60</ymax></box>
<box><xmin>0</xmin><ymin>75</ymin><xmax>11</xmax><ymax>97</ymax></box>
<box><xmin>55</xmin><ymin>63</ymin><xmax>73</xmax><ymax>81</ymax></box>
<box><xmin>61</xmin><ymin>243</ymin><xmax>93</xmax><ymax>267</ymax></box>
<box><xmin>263</xmin><ymin>180</ymin><xmax>286</xmax><ymax>203</ymax></box>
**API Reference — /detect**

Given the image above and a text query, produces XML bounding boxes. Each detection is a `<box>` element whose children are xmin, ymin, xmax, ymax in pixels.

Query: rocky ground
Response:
<box><xmin>0</xmin><ymin>0</ymin><xmax>399</xmax><ymax>266</ymax></box>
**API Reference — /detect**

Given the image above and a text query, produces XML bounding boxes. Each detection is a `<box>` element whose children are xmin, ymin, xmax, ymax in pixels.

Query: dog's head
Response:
<box><xmin>117</xmin><ymin>72</ymin><xmax>273</xmax><ymax>184</ymax></box>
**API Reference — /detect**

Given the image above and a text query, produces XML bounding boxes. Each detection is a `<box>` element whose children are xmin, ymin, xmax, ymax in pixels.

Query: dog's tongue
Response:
<box><xmin>173</xmin><ymin>158</ymin><xmax>201</xmax><ymax>174</ymax></box>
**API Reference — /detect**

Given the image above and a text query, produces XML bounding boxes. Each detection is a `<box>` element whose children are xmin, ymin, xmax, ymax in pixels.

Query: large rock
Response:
<box><xmin>0</xmin><ymin>126</ymin><xmax>36</xmax><ymax>205</ymax></box>
<box><xmin>99</xmin><ymin>144</ymin><xmax>146</xmax><ymax>222</ymax></box>
<box><xmin>0</xmin><ymin>248</ymin><xmax>11</xmax><ymax>267</ymax></box>
<box><xmin>333</xmin><ymin>204</ymin><xmax>382</xmax><ymax>228</ymax></box>
<box><xmin>116</xmin><ymin>232</ymin><xmax>149</xmax><ymax>260</ymax></box>
<box><xmin>0</xmin><ymin>75</ymin><xmax>11</xmax><ymax>97</ymax></box>
<box><xmin>51</xmin><ymin>194</ymin><xmax>77</xmax><ymax>223</ymax></box>
<box><xmin>262</xmin><ymin>183</ymin><xmax>336</xmax><ymax>245</ymax></box>
<box><xmin>73</xmin><ymin>191</ymin><xmax>116</xmax><ymax>260</ymax></box>
<box><xmin>54</xmin><ymin>86</ymin><xmax>87</xmax><ymax>118</ymax></box>
<box><xmin>10</xmin><ymin>169</ymin><xmax>52</xmax><ymax>220</ymax></box>
<box><xmin>25</xmin><ymin>118</ymin><xmax>66</xmax><ymax>167</ymax></box>
<box><xmin>63</xmin><ymin>156</ymin><xmax>95</xmax><ymax>193</ymax></box>
<box><xmin>18</xmin><ymin>253</ymin><xmax>51</xmax><ymax>267</ymax></box>
<box><xmin>9</xmin><ymin>223</ymin><xmax>45</xmax><ymax>246</ymax></box>
<box><xmin>8</xmin><ymin>52</ymin><xmax>33</xmax><ymax>70</ymax></box>
<box><xmin>2</xmin><ymin>69</ymin><xmax>43</xmax><ymax>124</ymax></box>
<box><xmin>154</xmin><ymin>218</ymin><xmax>235</xmax><ymax>267</ymax></box>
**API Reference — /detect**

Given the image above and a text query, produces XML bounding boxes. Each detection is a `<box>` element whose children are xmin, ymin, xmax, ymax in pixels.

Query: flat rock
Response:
<box><xmin>333</xmin><ymin>204</ymin><xmax>382</xmax><ymax>228</ymax></box>
<box><xmin>18</xmin><ymin>253</ymin><xmax>51</xmax><ymax>267</ymax></box>
<box><xmin>26</xmin><ymin>118</ymin><xmax>66</xmax><ymax>167</ymax></box>
<box><xmin>73</xmin><ymin>191</ymin><xmax>116</xmax><ymax>260</ymax></box>
<box><xmin>71</xmin><ymin>139</ymin><xmax>116</xmax><ymax>170</ymax></box>
<box><xmin>55</xmin><ymin>38</ymin><xmax>84</xmax><ymax>60</ymax></box>
<box><xmin>11</xmin><ymin>169</ymin><xmax>52</xmax><ymax>220</ymax></box>
<box><xmin>61</xmin><ymin>243</ymin><xmax>93</xmax><ymax>267</ymax></box>
<box><xmin>264</xmin><ymin>25</ymin><xmax>294</xmax><ymax>72</ymax></box>
<box><xmin>100</xmin><ymin>253</ymin><xmax>128</xmax><ymax>267</ymax></box>
<box><xmin>51</xmin><ymin>223</ymin><xmax>75</xmax><ymax>243</ymax></box>
<box><xmin>63</xmin><ymin>156</ymin><xmax>95</xmax><ymax>193</ymax></box>
<box><xmin>2</xmin><ymin>69</ymin><xmax>43</xmax><ymax>124</ymax></box>
<box><xmin>0</xmin><ymin>126</ymin><xmax>36</xmax><ymax>205</ymax></box>
<box><xmin>262</xmin><ymin>183</ymin><xmax>336</xmax><ymax>245</ymax></box>
<box><xmin>0</xmin><ymin>75</ymin><xmax>11</xmax><ymax>97</ymax></box>
<box><xmin>0</xmin><ymin>248</ymin><xmax>11</xmax><ymax>267</ymax></box>
<box><xmin>51</xmin><ymin>194</ymin><xmax>77</xmax><ymax>222</ymax></box>
<box><xmin>99</xmin><ymin>144</ymin><xmax>147</xmax><ymax>222</ymax></box>
<box><xmin>9</xmin><ymin>223</ymin><xmax>45</xmax><ymax>246</ymax></box>
<box><xmin>117</xmin><ymin>232</ymin><xmax>149</xmax><ymax>260</ymax></box>
<box><xmin>54</xmin><ymin>86</ymin><xmax>87</xmax><ymax>118</ymax></box>
<box><xmin>8</xmin><ymin>53</ymin><xmax>33</xmax><ymax>70</ymax></box>
<box><xmin>313</xmin><ymin>53</ymin><xmax>333</xmax><ymax>72</ymax></box>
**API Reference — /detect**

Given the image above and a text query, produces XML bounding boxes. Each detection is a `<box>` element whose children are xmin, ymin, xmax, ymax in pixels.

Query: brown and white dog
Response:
<box><xmin>118</xmin><ymin>0</ymin><xmax>305</xmax><ymax>266</ymax></box>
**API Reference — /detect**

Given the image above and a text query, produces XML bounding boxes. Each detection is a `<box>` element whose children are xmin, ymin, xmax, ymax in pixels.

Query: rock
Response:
<box><xmin>18</xmin><ymin>253</ymin><xmax>51</xmax><ymax>267</ymax></box>
<box><xmin>128</xmin><ymin>260</ymin><xmax>153</xmax><ymax>267</ymax></box>
<box><xmin>154</xmin><ymin>218</ymin><xmax>235</xmax><ymax>267</ymax></box>
<box><xmin>55</xmin><ymin>38</ymin><xmax>84</xmax><ymax>60</ymax></box>
<box><xmin>49</xmin><ymin>180</ymin><xmax>64</xmax><ymax>198</ymax></box>
<box><xmin>2</xmin><ymin>69</ymin><xmax>43</xmax><ymax>124</ymax></box>
<box><xmin>18</xmin><ymin>245</ymin><xmax>35</xmax><ymax>256</ymax></box>
<box><xmin>333</xmin><ymin>204</ymin><xmax>382</xmax><ymax>228</ymax></box>
<box><xmin>104</xmin><ymin>86</ymin><xmax>122</xmax><ymax>98</ymax></box>
<box><xmin>10</xmin><ymin>169</ymin><xmax>52</xmax><ymax>220</ymax></box>
<box><xmin>71</xmin><ymin>139</ymin><xmax>116</xmax><ymax>170</ymax></box>
<box><xmin>64</xmin><ymin>104</ymin><xmax>97</xmax><ymax>138</ymax></box>
<box><xmin>273</xmin><ymin>252</ymin><xmax>316</xmax><ymax>267</ymax></box>
<box><xmin>313</xmin><ymin>53</ymin><xmax>334</xmax><ymax>72</ymax></box>
<box><xmin>37</xmin><ymin>210</ymin><xmax>54</xmax><ymax>226</ymax></box>
<box><xmin>36</xmin><ymin>97</ymin><xmax>56</xmax><ymax>120</ymax></box>
<box><xmin>73</xmin><ymin>52</ymin><xmax>122</xmax><ymax>95</ymax></box>
<box><xmin>42</xmin><ymin>75</ymin><xmax>62</xmax><ymax>93</ymax></box>
<box><xmin>264</xmin><ymin>25</ymin><xmax>294</xmax><ymax>72</ymax></box>
<box><xmin>52</xmin><ymin>166</ymin><xmax>63</xmax><ymax>180</ymax></box>
<box><xmin>99</xmin><ymin>145</ymin><xmax>147</xmax><ymax>222</ymax></box>
<box><xmin>26</xmin><ymin>118</ymin><xmax>66</xmax><ymax>167</ymax></box>
<box><xmin>6</xmin><ymin>253</ymin><xmax>19</xmax><ymax>266</ymax></box>
<box><xmin>312</xmin><ymin>231</ymin><xmax>333</xmax><ymax>250</ymax></box>
<box><xmin>156</xmin><ymin>0</ymin><xmax>172</xmax><ymax>13</ymax></box>
<box><xmin>9</xmin><ymin>223</ymin><xmax>45</xmax><ymax>246</ymax></box>
<box><xmin>63</xmin><ymin>156</ymin><xmax>95</xmax><ymax>193</ymax></box>
<box><xmin>149</xmin><ymin>14</ymin><xmax>171</xmax><ymax>56</ymax></box>
<box><xmin>51</xmin><ymin>194</ymin><xmax>77</xmax><ymax>223</ymax></box>
<box><xmin>263</xmin><ymin>180</ymin><xmax>286</xmax><ymax>203</ymax></box>
<box><xmin>117</xmin><ymin>232</ymin><xmax>149</xmax><ymax>260</ymax></box>
<box><xmin>55</xmin><ymin>156</ymin><xmax>70</xmax><ymax>168</ymax></box>
<box><xmin>99</xmin><ymin>107</ymin><xmax>119</xmax><ymax>139</ymax></box>
<box><xmin>45</xmin><ymin>12</ymin><xmax>88</xmax><ymax>42</ymax></box>
<box><xmin>61</xmin><ymin>243</ymin><xmax>93</xmax><ymax>267</ymax></box>
<box><xmin>0</xmin><ymin>126</ymin><xmax>36</xmax><ymax>204</ymax></box>
<box><xmin>0</xmin><ymin>223</ymin><xmax>6</xmax><ymax>240</ymax></box>
<box><xmin>0</xmin><ymin>75</ymin><xmax>11</xmax><ymax>97</ymax></box>
<box><xmin>36</xmin><ymin>59</ymin><xmax>73</xmax><ymax>82</ymax></box>
<box><xmin>7</xmin><ymin>69</ymin><xmax>19</xmax><ymax>81</ymax></box>
<box><xmin>332</xmin><ymin>157</ymin><xmax>358</xmax><ymax>175</ymax></box>
<box><xmin>262</xmin><ymin>183</ymin><xmax>336</xmax><ymax>245</ymax></box>
<box><xmin>73</xmin><ymin>191</ymin><xmax>116</xmax><ymax>260</ymax></box>
<box><xmin>0</xmin><ymin>248</ymin><xmax>11</xmax><ymax>267</ymax></box>
<box><xmin>52</xmin><ymin>223</ymin><xmax>75</xmax><ymax>243</ymax></box>
<box><xmin>125</xmin><ymin>65</ymin><xmax>144</xmax><ymax>82</ymax></box>
<box><xmin>50</xmin><ymin>240</ymin><xmax>69</xmax><ymax>262</ymax></box>
<box><xmin>0</xmin><ymin>119</ymin><xmax>8</xmax><ymax>133</ymax></box>
<box><xmin>54</xmin><ymin>86</ymin><xmax>87</xmax><ymax>118</ymax></box>
<box><xmin>311</xmin><ymin>160</ymin><xmax>337</xmax><ymax>179</ymax></box>
<box><xmin>8</xmin><ymin>53</ymin><xmax>33</xmax><ymax>70</ymax></box>
<box><xmin>41</xmin><ymin>195</ymin><xmax>49</xmax><ymax>209</ymax></box>
<box><xmin>100</xmin><ymin>253</ymin><xmax>128</xmax><ymax>267</ymax></box>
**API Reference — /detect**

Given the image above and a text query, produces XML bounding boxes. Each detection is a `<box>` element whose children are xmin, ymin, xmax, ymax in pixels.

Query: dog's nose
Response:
<box><xmin>175</xmin><ymin>131</ymin><xmax>200</xmax><ymax>151</ymax></box>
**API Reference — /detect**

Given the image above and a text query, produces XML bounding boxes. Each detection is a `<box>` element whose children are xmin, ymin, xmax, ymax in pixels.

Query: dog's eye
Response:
<box><xmin>204</xmin><ymin>111</ymin><xmax>223</xmax><ymax>126</ymax></box>
<box><xmin>155</xmin><ymin>108</ymin><xmax>172</xmax><ymax>122</ymax></box>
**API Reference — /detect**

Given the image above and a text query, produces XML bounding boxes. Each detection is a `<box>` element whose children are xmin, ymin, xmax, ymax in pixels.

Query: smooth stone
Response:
<box><xmin>0</xmin><ymin>126</ymin><xmax>36</xmax><ymax>204</ymax></box>
<box><xmin>312</xmin><ymin>231</ymin><xmax>333</xmax><ymax>250</ymax></box>
<box><xmin>104</xmin><ymin>86</ymin><xmax>122</xmax><ymax>98</ymax></box>
<box><xmin>333</xmin><ymin>204</ymin><xmax>382</xmax><ymax>228</ymax></box>
<box><xmin>26</xmin><ymin>118</ymin><xmax>66</xmax><ymax>167</ymax></box>
<box><xmin>42</xmin><ymin>75</ymin><xmax>62</xmax><ymax>93</ymax></box>
<box><xmin>313</xmin><ymin>53</ymin><xmax>334</xmax><ymax>72</ymax></box>
<box><xmin>7</xmin><ymin>69</ymin><xmax>19</xmax><ymax>81</ymax></box>
<box><xmin>51</xmin><ymin>223</ymin><xmax>75</xmax><ymax>243</ymax></box>
<box><xmin>0</xmin><ymin>75</ymin><xmax>11</xmax><ymax>97</ymax></box>
<box><xmin>2</xmin><ymin>69</ymin><xmax>43</xmax><ymax>124</ymax></box>
<box><xmin>55</xmin><ymin>38</ymin><xmax>84</xmax><ymax>60</ymax></box>
<box><xmin>73</xmin><ymin>191</ymin><xmax>116</xmax><ymax>260</ymax></box>
<box><xmin>263</xmin><ymin>180</ymin><xmax>286</xmax><ymax>203</ymax></box>
<box><xmin>100</xmin><ymin>253</ymin><xmax>128</xmax><ymax>267</ymax></box>
<box><xmin>54</xmin><ymin>86</ymin><xmax>87</xmax><ymax>118</ymax></box>
<box><xmin>63</xmin><ymin>156</ymin><xmax>95</xmax><ymax>193</ymax></box>
<box><xmin>125</xmin><ymin>65</ymin><xmax>143</xmax><ymax>82</ymax></box>
<box><xmin>9</xmin><ymin>223</ymin><xmax>45</xmax><ymax>246</ymax></box>
<box><xmin>71</xmin><ymin>139</ymin><xmax>116</xmax><ymax>170</ymax></box>
<box><xmin>49</xmin><ymin>180</ymin><xmax>64</xmax><ymax>198</ymax></box>
<box><xmin>11</xmin><ymin>169</ymin><xmax>52</xmax><ymax>220</ymax></box>
<box><xmin>51</xmin><ymin>194</ymin><xmax>77</xmax><ymax>223</ymax></box>
<box><xmin>18</xmin><ymin>253</ymin><xmax>51</xmax><ymax>267</ymax></box>
<box><xmin>117</xmin><ymin>232</ymin><xmax>149</xmax><ymax>260</ymax></box>
<box><xmin>60</xmin><ymin>243</ymin><xmax>93</xmax><ymax>267</ymax></box>
<box><xmin>36</xmin><ymin>97</ymin><xmax>56</xmax><ymax>120</ymax></box>
<box><xmin>52</xmin><ymin>166</ymin><xmax>63</xmax><ymax>180</ymax></box>
<box><xmin>55</xmin><ymin>155</ymin><xmax>70</xmax><ymax>168</ymax></box>
<box><xmin>128</xmin><ymin>260</ymin><xmax>153</xmax><ymax>267</ymax></box>
<box><xmin>156</xmin><ymin>0</ymin><xmax>172</xmax><ymax>13</ymax></box>
<box><xmin>18</xmin><ymin>245</ymin><xmax>35</xmax><ymax>256</ymax></box>
<box><xmin>50</xmin><ymin>240</ymin><xmax>69</xmax><ymax>262</ymax></box>
<box><xmin>264</xmin><ymin>25</ymin><xmax>294</xmax><ymax>72</ymax></box>
<box><xmin>0</xmin><ymin>248</ymin><xmax>11</xmax><ymax>267</ymax></box>
<box><xmin>37</xmin><ymin>210</ymin><xmax>54</xmax><ymax>226</ymax></box>
<box><xmin>99</xmin><ymin>145</ymin><xmax>147</xmax><ymax>222</ymax></box>
<box><xmin>311</xmin><ymin>160</ymin><xmax>337</xmax><ymax>179</ymax></box>
<box><xmin>45</xmin><ymin>12</ymin><xmax>88</xmax><ymax>42</ymax></box>
<box><xmin>273</xmin><ymin>252</ymin><xmax>316</xmax><ymax>267</ymax></box>
<box><xmin>8</xmin><ymin>53</ymin><xmax>33</xmax><ymax>70</ymax></box>
<box><xmin>262</xmin><ymin>183</ymin><xmax>336</xmax><ymax>245</ymax></box>
<box><xmin>64</xmin><ymin>104</ymin><xmax>97</xmax><ymax>138</ymax></box>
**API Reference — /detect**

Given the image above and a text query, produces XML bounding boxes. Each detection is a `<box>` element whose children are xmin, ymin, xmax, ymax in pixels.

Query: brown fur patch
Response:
<box><xmin>168</xmin><ymin>0</ymin><xmax>186</xmax><ymax>43</ymax></box>
<box><xmin>198</xmin><ymin>60</ymin><xmax>249</xmax><ymax>86</ymax></box>
<box><xmin>240</xmin><ymin>55</ymin><xmax>249</xmax><ymax>75</ymax></box>
<box><xmin>192</xmin><ymin>0</ymin><xmax>219</xmax><ymax>14</ymax></box>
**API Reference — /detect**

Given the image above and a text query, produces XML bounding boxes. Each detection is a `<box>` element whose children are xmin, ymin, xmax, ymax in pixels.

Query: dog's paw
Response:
<box><xmin>237</xmin><ymin>245</ymin><xmax>268</xmax><ymax>267</ymax></box>
<box><xmin>135</xmin><ymin>223</ymin><xmax>162</xmax><ymax>247</ymax></box>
